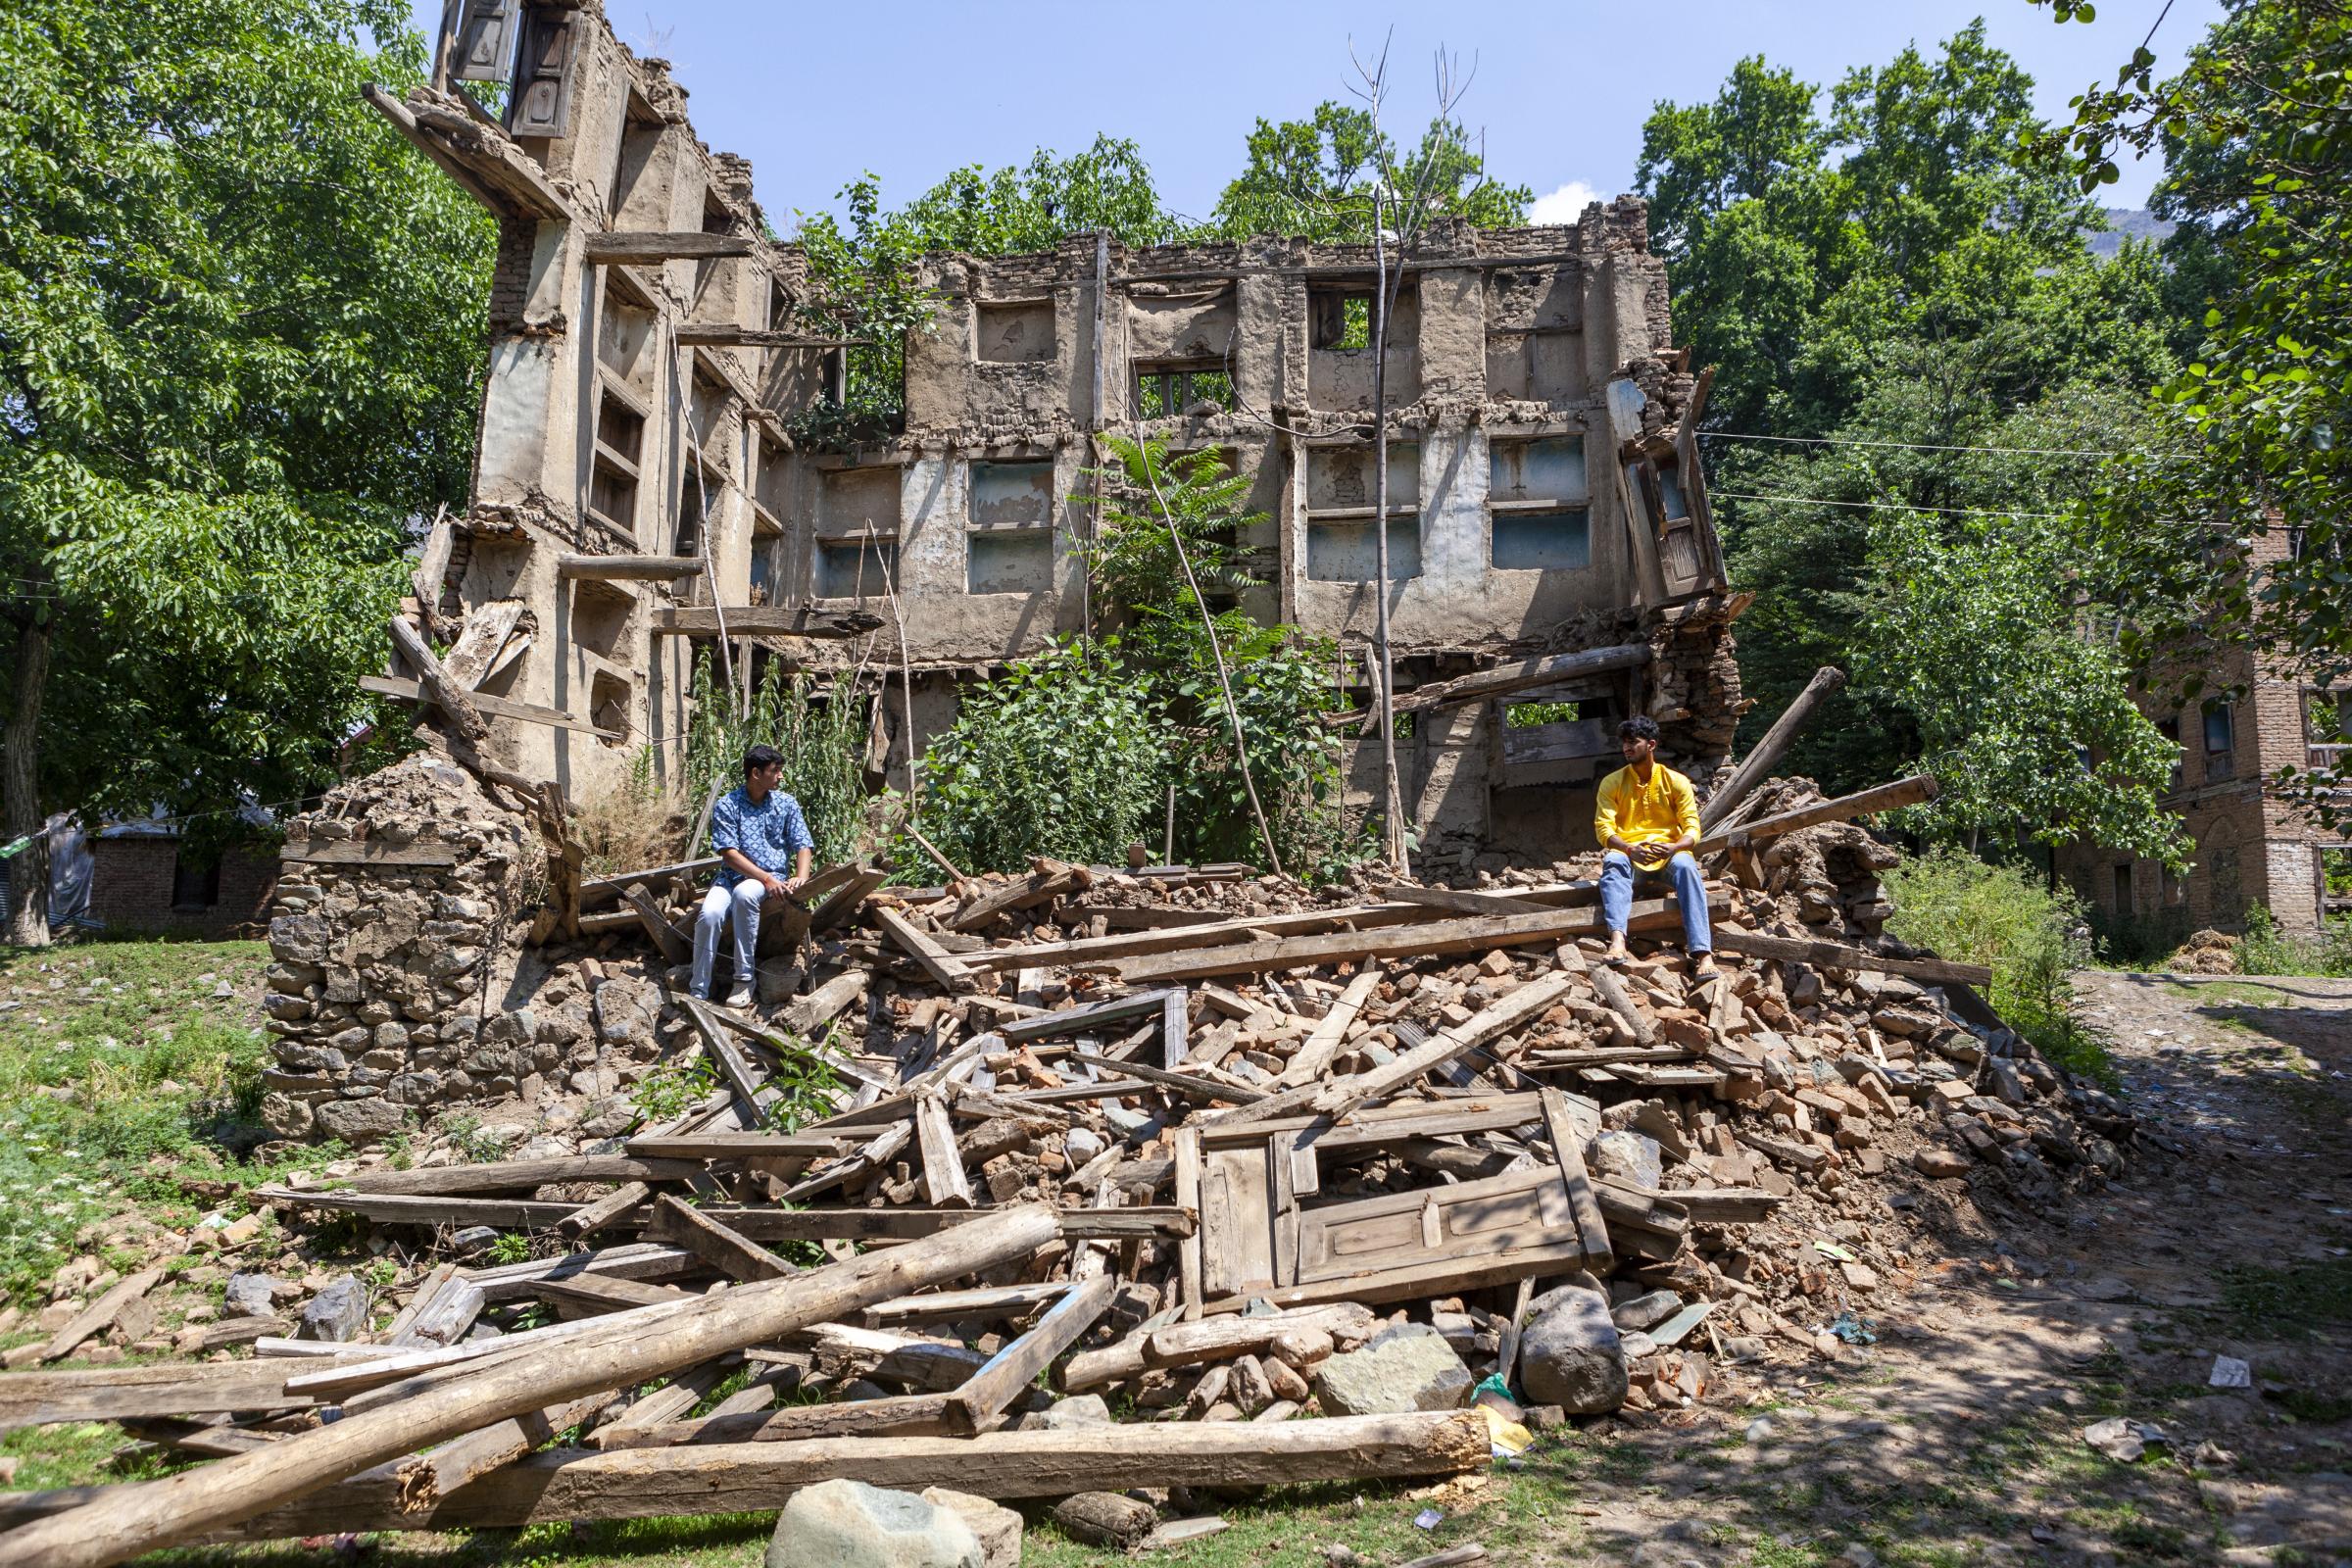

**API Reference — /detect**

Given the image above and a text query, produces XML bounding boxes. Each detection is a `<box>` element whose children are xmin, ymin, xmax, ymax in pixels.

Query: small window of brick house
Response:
<box><xmin>171</xmin><ymin>852</ymin><xmax>220</xmax><ymax>912</ymax></box>
<box><xmin>2111</xmin><ymin>862</ymin><xmax>2132</xmax><ymax>915</ymax></box>
<box><xmin>2203</xmin><ymin>704</ymin><xmax>2235</xmax><ymax>781</ymax></box>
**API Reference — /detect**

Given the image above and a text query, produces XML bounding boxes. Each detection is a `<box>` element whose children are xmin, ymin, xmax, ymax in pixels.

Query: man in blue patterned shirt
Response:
<box><xmin>692</xmin><ymin>744</ymin><xmax>814</xmax><ymax>1007</ymax></box>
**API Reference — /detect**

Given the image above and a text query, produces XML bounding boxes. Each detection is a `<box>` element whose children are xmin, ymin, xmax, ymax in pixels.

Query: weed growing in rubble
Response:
<box><xmin>685</xmin><ymin>657</ymin><xmax>867</xmax><ymax>866</ymax></box>
<box><xmin>1881</xmin><ymin>848</ymin><xmax>2119</xmax><ymax>1087</ymax></box>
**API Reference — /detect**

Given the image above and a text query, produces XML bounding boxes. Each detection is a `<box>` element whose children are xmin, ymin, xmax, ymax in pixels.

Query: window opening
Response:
<box><xmin>1136</xmin><ymin>362</ymin><xmax>1236</xmax><ymax>418</ymax></box>
<box><xmin>170</xmin><ymin>852</ymin><xmax>220</xmax><ymax>912</ymax></box>
<box><xmin>1312</xmin><ymin>290</ymin><xmax>1374</xmax><ymax>351</ymax></box>
<box><xmin>2203</xmin><ymin>703</ymin><xmax>2235</xmax><ymax>781</ymax></box>
<box><xmin>967</xmin><ymin>460</ymin><xmax>1055</xmax><ymax>596</ymax></box>
<box><xmin>2112</xmin><ymin>862</ymin><xmax>2132</xmax><ymax>913</ymax></box>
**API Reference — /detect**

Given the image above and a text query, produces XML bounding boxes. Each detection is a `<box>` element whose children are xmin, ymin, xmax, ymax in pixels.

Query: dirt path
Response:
<box><xmin>1496</xmin><ymin>970</ymin><xmax>2352</xmax><ymax>1568</ymax></box>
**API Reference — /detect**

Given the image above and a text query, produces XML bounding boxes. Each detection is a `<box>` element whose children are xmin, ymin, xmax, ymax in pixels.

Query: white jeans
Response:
<box><xmin>692</xmin><ymin>879</ymin><xmax>764</xmax><ymax>997</ymax></box>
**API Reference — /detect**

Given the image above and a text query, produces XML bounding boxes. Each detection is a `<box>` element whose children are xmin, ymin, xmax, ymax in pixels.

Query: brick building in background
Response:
<box><xmin>87</xmin><ymin>823</ymin><xmax>278</xmax><ymax>938</ymax></box>
<box><xmin>2057</xmin><ymin>529</ymin><xmax>2350</xmax><ymax>936</ymax></box>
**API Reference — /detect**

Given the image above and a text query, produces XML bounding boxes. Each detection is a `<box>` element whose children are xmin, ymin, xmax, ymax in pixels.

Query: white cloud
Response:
<box><xmin>1527</xmin><ymin>180</ymin><xmax>1600</xmax><ymax>224</ymax></box>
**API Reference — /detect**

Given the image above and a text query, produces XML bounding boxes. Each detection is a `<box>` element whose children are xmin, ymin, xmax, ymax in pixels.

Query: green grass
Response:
<box><xmin>2155</xmin><ymin>979</ymin><xmax>2295</xmax><ymax>1007</ymax></box>
<box><xmin>0</xmin><ymin>936</ymin><xmax>319</xmax><ymax>1305</ymax></box>
<box><xmin>2213</xmin><ymin>1255</ymin><xmax>2352</xmax><ymax>1342</ymax></box>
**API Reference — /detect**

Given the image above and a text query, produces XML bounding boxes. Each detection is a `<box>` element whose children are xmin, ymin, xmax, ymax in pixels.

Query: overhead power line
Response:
<box><xmin>1700</xmin><ymin>430</ymin><xmax>2185</xmax><ymax>461</ymax></box>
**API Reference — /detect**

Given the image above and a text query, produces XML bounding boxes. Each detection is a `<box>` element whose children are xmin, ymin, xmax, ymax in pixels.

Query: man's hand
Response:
<box><xmin>760</xmin><ymin>872</ymin><xmax>792</xmax><ymax>900</ymax></box>
<box><xmin>780</xmin><ymin>873</ymin><xmax>807</xmax><ymax>896</ymax></box>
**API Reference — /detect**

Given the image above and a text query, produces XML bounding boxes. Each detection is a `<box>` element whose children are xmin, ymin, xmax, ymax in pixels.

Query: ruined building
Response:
<box><xmin>369</xmin><ymin>2</ymin><xmax>1740</xmax><ymax>870</ymax></box>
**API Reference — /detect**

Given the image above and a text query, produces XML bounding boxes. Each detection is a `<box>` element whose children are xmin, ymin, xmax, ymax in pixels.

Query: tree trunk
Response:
<box><xmin>1369</xmin><ymin>192</ymin><xmax>1407</xmax><ymax>874</ymax></box>
<box><xmin>5</xmin><ymin>602</ymin><xmax>53</xmax><ymax>948</ymax></box>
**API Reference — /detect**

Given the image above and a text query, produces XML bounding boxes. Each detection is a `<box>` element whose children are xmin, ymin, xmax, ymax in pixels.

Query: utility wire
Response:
<box><xmin>1700</xmin><ymin>430</ymin><xmax>2188</xmax><ymax>461</ymax></box>
<box><xmin>1710</xmin><ymin>488</ymin><xmax>2238</xmax><ymax>529</ymax></box>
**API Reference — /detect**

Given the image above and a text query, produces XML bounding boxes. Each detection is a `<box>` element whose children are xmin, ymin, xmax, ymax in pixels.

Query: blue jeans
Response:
<box><xmin>1600</xmin><ymin>850</ymin><xmax>1712</xmax><ymax>954</ymax></box>
<box><xmin>692</xmin><ymin>879</ymin><xmax>765</xmax><ymax>997</ymax></box>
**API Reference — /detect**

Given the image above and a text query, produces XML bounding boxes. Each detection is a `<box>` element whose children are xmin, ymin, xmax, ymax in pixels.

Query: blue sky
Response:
<box><xmin>412</xmin><ymin>1</ymin><xmax>2224</xmax><ymax>231</ymax></box>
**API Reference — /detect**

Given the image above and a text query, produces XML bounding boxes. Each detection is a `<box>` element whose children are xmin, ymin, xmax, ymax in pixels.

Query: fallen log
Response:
<box><xmin>1699</xmin><ymin>666</ymin><xmax>1845</xmax><ymax>832</ymax></box>
<box><xmin>0</xmin><ymin>1415</ymin><xmax>1490</xmax><ymax>1540</ymax></box>
<box><xmin>0</xmin><ymin>1205</ymin><xmax>1063</xmax><ymax>1568</ymax></box>
<box><xmin>1693</xmin><ymin>774</ymin><xmax>1936</xmax><ymax>857</ymax></box>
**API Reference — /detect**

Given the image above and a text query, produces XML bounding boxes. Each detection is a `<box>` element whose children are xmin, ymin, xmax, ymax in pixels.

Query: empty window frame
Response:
<box><xmin>1306</xmin><ymin>443</ymin><xmax>1421</xmax><ymax>583</ymax></box>
<box><xmin>975</xmin><ymin>300</ymin><xmax>1055</xmax><ymax>364</ymax></box>
<box><xmin>170</xmin><ymin>851</ymin><xmax>220</xmax><ymax>913</ymax></box>
<box><xmin>815</xmin><ymin>537</ymin><xmax>899</xmax><ymax>600</ymax></box>
<box><xmin>1489</xmin><ymin>436</ymin><xmax>1592</xmax><ymax>571</ymax></box>
<box><xmin>588</xmin><ymin>385</ymin><xmax>646</xmax><ymax>537</ymax></box>
<box><xmin>1310</xmin><ymin>288</ymin><xmax>1374</xmax><ymax>351</ymax></box>
<box><xmin>1136</xmin><ymin>360</ymin><xmax>1236</xmax><ymax>418</ymax></box>
<box><xmin>2203</xmin><ymin>703</ymin><xmax>2235</xmax><ymax>781</ymax></box>
<box><xmin>2112</xmin><ymin>861</ymin><xmax>2133</xmax><ymax>914</ymax></box>
<box><xmin>966</xmin><ymin>460</ymin><xmax>1055</xmax><ymax>595</ymax></box>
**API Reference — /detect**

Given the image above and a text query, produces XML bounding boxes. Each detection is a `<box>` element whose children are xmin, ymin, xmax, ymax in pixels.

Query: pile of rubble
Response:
<box><xmin>0</xmin><ymin>765</ymin><xmax>2141</xmax><ymax>1565</ymax></box>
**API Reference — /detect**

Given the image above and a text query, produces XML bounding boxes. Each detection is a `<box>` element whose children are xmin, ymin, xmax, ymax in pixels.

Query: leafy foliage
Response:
<box><xmin>1641</xmin><ymin>27</ymin><xmax>2189</xmax><ymax>858</ymax></box>
<box><xmin>1080</xmin><ymin>436</ymin><xmax>1266</xmax><ymax>613</ymax></box>
<box><xmin>1207</xmin><ymin>102</ymin><xmax>1529</xmax><ymax>242</ymax></box>
<box><xmin>914</xmin><ymin>638</ymin><xmax>1168</xmax><ymax>875</ymax></box>
<box><xmin>0</xmin><ymin>0</ymin><xmax>492</xmax><ymax>861</ymax></box>
<box><xmin>684</xmin><ymin>654</ymin><xmax>869</xmax><ymax>868</ymax></box>
<box><xmin>1880</xmin><ymin>848</ymin><xmax>2116</xmax><ymax>1087</ymax></box>
<box><xmin>2037</xmin><ymin>0</ymin><xmax>2352</xmax><ymax>826</ymax></box>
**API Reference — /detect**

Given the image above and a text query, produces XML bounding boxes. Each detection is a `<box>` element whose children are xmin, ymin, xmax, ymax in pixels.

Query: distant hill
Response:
<box><xmin>2084</xmin><ymin>207</ymin><xmax>2177</xmax><ymax>260</ymax></box>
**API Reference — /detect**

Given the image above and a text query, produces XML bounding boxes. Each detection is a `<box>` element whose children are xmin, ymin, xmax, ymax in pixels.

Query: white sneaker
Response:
<box><xmin>723</xmin><ymin>980</ymin><xmax>755</xmax><ymax>1010</ymax></box>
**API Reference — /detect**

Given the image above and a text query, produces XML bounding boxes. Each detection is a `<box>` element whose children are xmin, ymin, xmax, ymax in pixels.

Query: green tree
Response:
<box><xmin>2038</xmin><ymin>0</ymin><xmax>2352</xmax><ymax>826</ymax></box>
<box><xmin>1207</xmin><ymin>101</ymin><xmax>1529</xmax><ymax>242</ymax></box>
<box><xmin>1639</xmin><ymin>26</ymin><xmax>2192</xmax><ymax>861</ymax></box>
<box><xmin>0</xmin><ymin>0</ymin><xmax>493</xmax><ymax>945</ymax></box>
<box><xmin>1079</xmin><ymin>436</ymin><xmax>1265</xmax><ymax>615</ymax></box>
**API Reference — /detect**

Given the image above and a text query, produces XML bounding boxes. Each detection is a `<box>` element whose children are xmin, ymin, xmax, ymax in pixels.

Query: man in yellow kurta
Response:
<box><xmin>1592</xmin><ymin>715</ymin><xmax>1716</xmax><ymax>975</ymax></box>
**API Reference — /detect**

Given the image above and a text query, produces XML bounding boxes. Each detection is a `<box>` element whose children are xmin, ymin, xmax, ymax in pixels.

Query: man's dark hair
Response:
<box><xmin>1618</xmin><ymin>715</ymin><xmax>1661</xmax><ymax>745</ymax></box>
<box><xmin>743</xmin><ymin>744</ymin><xmax>784</xmax><ymax>778</ymax></box>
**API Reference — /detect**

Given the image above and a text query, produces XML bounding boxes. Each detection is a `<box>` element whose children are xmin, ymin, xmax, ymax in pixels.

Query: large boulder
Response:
<box><xmin>296</xmin><ymin>1275</ymin><xmax>368</xmax><ymax>1344</ymax></box>
<box><xmin>1311</xmin><ymin>1322</ymin><xmax>1472</xmax><ymax>1416</ymax></box>
<box><xmin>1519</xmin><ymin>1279</ymin><xmax>1628</xmax><ymax>1414</ymax></box>
<box><xmin>313</xmin><ymin>1097</ymin><xmax>404</xmax><ymax>1143</ymax></box>
<box><xmin>766</xmin><ymin>1479</ymin><xmax>982</xmax><ymax>1568</ymax></box>
<box><xmin>918</xmin><ymin>1489</ymin><xmax>1021</xmax><ymax>1568</ymax></box>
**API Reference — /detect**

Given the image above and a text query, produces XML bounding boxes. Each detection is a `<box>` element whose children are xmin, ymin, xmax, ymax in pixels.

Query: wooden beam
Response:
<box><xmin>32</xmin><ymin>1415</ymin><xmax>1493</xmax><ymax>1541</ymax></box>
<box><xmin>557</xmin><ymin>554</ymin><xmax>707</xmax><ymax>581</ymax></box>
<box><xmin>1322</xmin><ymin>643</ymin><xmax>1648</xmax><ymax>728</ymax></box>
<box><xmin>1694</xmin><ymin>774</ymin><xmax>1937</xmax><ymax>857</ymax></box>
<box><xmin>1310</xmin><ymin>972</ymin><xmax>1576</xmax><ymax>1121</ymax></box>
<box><xmin>335</xmin><ymin>1156</ymin><xmax>699</xmax><ymax>1197</ymax></box>
<box><xmin>0</xmin><ymin>1207</ymin><xmax>1066</xmax><ymax>1567</ymax></box>
<box><xmin>359</xmin><ymin>83</ymin><xmax>567</xmax><ymax>220</ymax></box>
<box><xmin>278</xmin><ymin>836</ymin><xmax>459</xmax><ymax>868</ymax></box>
<box><xmin>962</xmin><ymin>900</ymin><xmax>1436</xmax><ymax>974</ymax></box>
<box><xmin>912</xmin><ymin>1092</ymin><xmax>974</xmax><ymax>1208</ymax></box>
<box><xmin>1699</xmin><ymin>666</ymin><xmax>1846</xmax><ymax>832</ymax></box>
<box><xmin>946</xmin><ymin>1272</ymin><xmax>1119</xmax><ymax>1434</ymax></box>
<box><xmin>556</xmin><ymin>1182</ymin><xmax>652</xmax><ymax>1242</ymax></box>
<box><xmin>646</xmin><ymin>1194</ymin><xmax>796</xmax><ymax>1282</ymax></box>
<box><xmin>674</xmin><ymin>325</ymin><xmax>865</xmax><ymax>349</ymax></box>
<box><xmin>1708</xmin><ymin>929</ymin><xmax>1991</xmax><ymax>987</ymax></box>
<box><xmin>874</xmin><ymin>906</ymin><xmax>980</xmax><ymax>994</ymax></box>
<box><xmin>366</xmin><ymin>674</ymin><xmax>621</xmax><ymax>740</ymax></box>
<box><xmin>386</xmin><ymin>615</ymin><xmax>488</xmax><ymax>744</ymax></box>
<box><xmin>581</xmin><ymin>230</ymin><xmax>757</xmax><ymax>263</ymax></box>
<box><xmin>651</xmin><ymin>605</ymin><xmax>884</xmax><ymax>639</ymax></box>
<box><xmin>1277</xmin><ymin>968</ymin><xmax>1381</xmax><ymax>1087</ymax></box>
<box><xmin>1110</xmin><ymin>894</ymin><xmax>1724</xmax><ymax>985</ymax></box>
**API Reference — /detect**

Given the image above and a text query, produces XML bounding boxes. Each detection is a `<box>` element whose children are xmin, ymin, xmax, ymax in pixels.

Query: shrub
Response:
<box><xmin>915</xmin><ymin>638</ymin><xmax>1168</xmax><ymax>874</ymax></box>
<box><xmin>572</xmin><ymin>751</ymin><xmax>683</xmax><ymax>877</ymax></box>
<box><xmin>1881</xmin><ymin>848</ymin><xmax>2117</xmax><ymax>1087</ymax></box>
<box><xmin>2235</xmin><ymin>905</ymin><xmax>2352</xmax><ymax>979</ymax></box>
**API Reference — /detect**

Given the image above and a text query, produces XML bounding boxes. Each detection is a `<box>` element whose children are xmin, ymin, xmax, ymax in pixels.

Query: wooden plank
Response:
<box><xmin>460</xmin><ymin>1243</ymin><xmax>699</xmax><ymax>1304</ymax></box>
<box><xmin>947</xmin><ymin>1272</ymin><xmax>1118</xmax><ymax>1434</ymax></box>
<box><xmin>874</xmin><ymin>907</ymin><xmax>980</xmax><ymax>994</ymax></box>
<box><xmin>999</xmin><ymin>988</ymin><xmax>1181</xmax><ymax>1046</ymax></box>
<box><xmin>1065</xmin><ymin>1051</ymin><xmax>1262</xmax><ymax>1105</ymax></box>
<box><xmin>647</xmin><ymin>1195</ymin><xmax>796</xmax><ymax>1282</ymax></box>
<box><xmin>1707</xmin><ymin>929</ymin><xmax>1991</xmax><ymax>987</ymax></box>
<box><xmin>62</xmin><ymin>1415</ymin><xmax>1493</xmax><ymax>1541</ymax></box>
<box><xmin>437</xmin><ymin>600</ymin><xmax>527</xmax><ymax>690</ymax></box>
<box><xmin>0</xmin><ymin>1361</ymin><xmax>328</xmax><ymax>1429</ymax></box>
<box><xmin>863</xmin><ymin>1283</ymin><xmax>1069</xmax><ymax>1328</ymax></box>
<box><xmin>1309</xmin><ymin>973</ymin><xmax>1575</xmax><ymax>1121</ymax></box>
<box><xmin>530</xmin><ymin>1275</ymin><xmax>691</xmax><ymax>1316</ymax></box>
<box><xmin>617</xmin><ymin>883</ymin><xmax>691</xmax><ymax>964</ymax></box>
<box><xmin>557</xmin><ymin>554</ymin><xmax>705</xmax><ymax>581</ymax></box>
<box><xmin>278</xmin><ymin>836</ymin><xmax>459</xmax><ymax>868</ymax></box>
<box><xmin>387</xmin><ymin>613</ymin><xmax>489</xmax><ymax>744</ymax></box>
<box><xmin>622</xmin><ymin>1134</ymin><xmax>844</xmax><ymax>1160</ymax></box>
<box><xmin>1542</xmin><ymin>1089</ymin><xmax>1614</xmax><ymax>1266</ymax></box>
<box><xmin>651</xmin><ymin>605</ymin><xmax>884</xmax><ymax>639</ymax></box>
<box><xmin>1589</xmin><ymin>965</ymin><xmax>1656</xmax><ymax>1047</ymax></box>
<box><xmin>582</xmin><ymin>230</ymin><xmax>756</xmax><ymax>263</ymax></box>
<box><xmin>1377</xmin><ymin>884</ymin><xmax>1554</xmax><ymax>916</ymax></box>
<box><xmin>673</xmin><ymin>325</ymin><xmax>865</xmax><ymax>349</ymax></box>
<box><xmin>335</xmin><ymin>1155</ymin><xmax>701</xmax><ymax>1197</ymax></box>
<box><xmin>1699</xmin><ymin>666</ymin><xmax>1846</xmax><ymax>832</ymax></box>
<box><xmin>257</xmin><ymin>1188</ymin><xmax>1188</xmax><ymax>1242</ymax></box>
<box><xmin>1277</xmin><ymin>968</ymin><xmax>1380</xmax><ymax>1087</ymax></box>
<box><xmin>946</xmin><ymin>858</ymin><xmax>1088</xmax><ymax>931</ymax></box>
<box><xmin>37</xmin><ymin>1268</ymin><xmax>162</xmax><ymax>1364</ymax></box>
<box><xmin>363</xmin><ymin>673</ymin><xmax>616</xmax><ymax>740</ymax></box>
<box><xmin>1693</xmin><ymin>774</ymin><xmax>1937</xmax><ymax>857</ymax></box>
<box><xmin>1173</xmin><ymin>1126</ymin><xmax>1204</xmax><ymax>1321</ymax></box>
<box><xmin>1321</xmin><ymin>644</ymin><xmax>1649</xmax><ymax>728</ymax></box>
<box><xmin>679</xmin><ymin>997</ymin><xmax>772</xmax><ymax>1116</ymax></box>
<box><xmin>961</xmin><ymin>901</ymin><xmax>1436</xmax><ymax>974</ymax></box>
<box><xmin>587</xmin><ymin>1393</ymin><xmax>955</xmax><ymax>1451</ymax></box>
<box><xmin>1111</xmin><ymin>895</ymin><xmax>1723</xmax><ymax>985</ymax></box>
<box><xmin>557</xmin><ymin>1182</ymin><xmax>652</xmax><ymax>1241</ymax></box>
<box><xmin>912</xmin><ymin>1093</ymin><xmax>973</xmax><ymax>1208</ymax></box>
